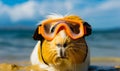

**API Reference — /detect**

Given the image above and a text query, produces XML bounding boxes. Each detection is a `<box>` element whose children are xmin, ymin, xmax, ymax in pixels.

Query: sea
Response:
<box><xmin>0</xmin><ymin>28</ymin><xmax>120</xmax><ymax>67</ymax></box>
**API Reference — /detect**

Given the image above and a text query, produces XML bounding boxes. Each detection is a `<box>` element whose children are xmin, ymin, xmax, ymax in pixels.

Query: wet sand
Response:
<box><xmin>0</xmin><ymin>57</ymin><xmax>120</xmax><ymax>71</ymax></box>
<box><xmin>91</xmin><ymin>57</ymin><xmax>120</xmax><ymax>66</ymax></box>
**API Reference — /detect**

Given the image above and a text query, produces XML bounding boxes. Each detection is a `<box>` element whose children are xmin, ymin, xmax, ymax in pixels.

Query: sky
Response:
<box><xmin>0</xmin><ymin>0</ymin><xmax>120</xmax><ymax>30</ymax></box>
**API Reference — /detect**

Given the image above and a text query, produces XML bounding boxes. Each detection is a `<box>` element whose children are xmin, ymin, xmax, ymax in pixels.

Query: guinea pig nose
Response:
<box><xmin>56</xmin><ymin>43</ymin><xmax>67</xmax><ymax>48</ymax></box>
<box><xmin>63</xmin><ymin>43</ymin><xmax>67</xmax><ymax>47</ymax></box>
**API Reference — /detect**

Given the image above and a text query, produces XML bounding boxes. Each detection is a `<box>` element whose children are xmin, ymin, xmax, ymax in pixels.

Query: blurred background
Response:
<box><xmin>0</xmin><ymin>0</ymin><xmax>120</xmax><ymax>66</ymax></box>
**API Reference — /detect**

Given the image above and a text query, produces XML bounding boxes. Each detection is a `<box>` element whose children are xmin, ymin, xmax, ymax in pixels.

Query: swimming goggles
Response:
<box><xmin>37</xmin><ymin>18</ymin><xmax>89</xmax><ymax>41</ymax></box>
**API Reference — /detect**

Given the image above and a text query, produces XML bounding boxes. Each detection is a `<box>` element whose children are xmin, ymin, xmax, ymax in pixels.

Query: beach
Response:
<box><xmin>0</xmin><ymin>57</ymin><xmax>120</xmax><ymax>71</ymax></box>
<box><xmin>0</xmin><ymin>29</ymin><xmax>120</xmax><ymax>71</ymax></box>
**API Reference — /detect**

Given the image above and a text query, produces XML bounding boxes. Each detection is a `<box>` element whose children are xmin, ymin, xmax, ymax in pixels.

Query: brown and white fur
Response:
<box><xmin>31</xmin><ymin>14</ymin><xmax>90</xmax><ymax>71</ymax></box>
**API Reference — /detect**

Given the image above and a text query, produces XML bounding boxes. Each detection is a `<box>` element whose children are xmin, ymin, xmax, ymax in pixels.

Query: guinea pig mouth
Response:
<box><xmin>60</xmin><ymin>49</ymin><xmax>66</xmax><ymax>58</ymax></box>
<box><xmin>58</xmin><ymin>48</ymin><xmax>66</xmax><ymax>58</ymax></box>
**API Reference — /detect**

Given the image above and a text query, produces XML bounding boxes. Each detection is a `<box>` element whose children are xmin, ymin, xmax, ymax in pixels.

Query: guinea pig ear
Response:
<box><xmin>33</xmin><ymin>25</ymin><xmax>44</xmax><ymax>41</ymax></box>
<box><xmin>84</xmin><ymin>22</ymin><xmax>92</xmax><ymax>36</ymax></box>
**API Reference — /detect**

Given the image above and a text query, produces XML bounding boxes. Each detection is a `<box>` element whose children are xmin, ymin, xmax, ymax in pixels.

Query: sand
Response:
<box><xmin>0</xmin><ymin>57</ymin><xmax>120</xmax><ymax>71</ymax></box>
<box><xmin>0</xmin><ymin>63</ymin><xmax>42</xmax><ymax>71</ymax></box>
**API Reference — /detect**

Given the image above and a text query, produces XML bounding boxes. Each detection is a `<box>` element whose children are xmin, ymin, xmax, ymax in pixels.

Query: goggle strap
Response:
<box><xmin>33</xmin><ymin>25</ymin><xmax>44</xmax><ymax>40</ymax></box>
<box><xmin>84</xmin><ymin>22</ymin><xmax>92</xmax><ymax>36</ymax></box>
<box><xmin>84</xmin><ymin>26</ymin><xmax>87</xmax><ymax>35</ymax></box>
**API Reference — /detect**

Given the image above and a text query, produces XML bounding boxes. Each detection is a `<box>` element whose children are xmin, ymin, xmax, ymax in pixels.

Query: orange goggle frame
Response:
<box><xmin>38</xmin><ymin>19</ymin><xmax>87</xmax><ymax>41</ymax></box>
